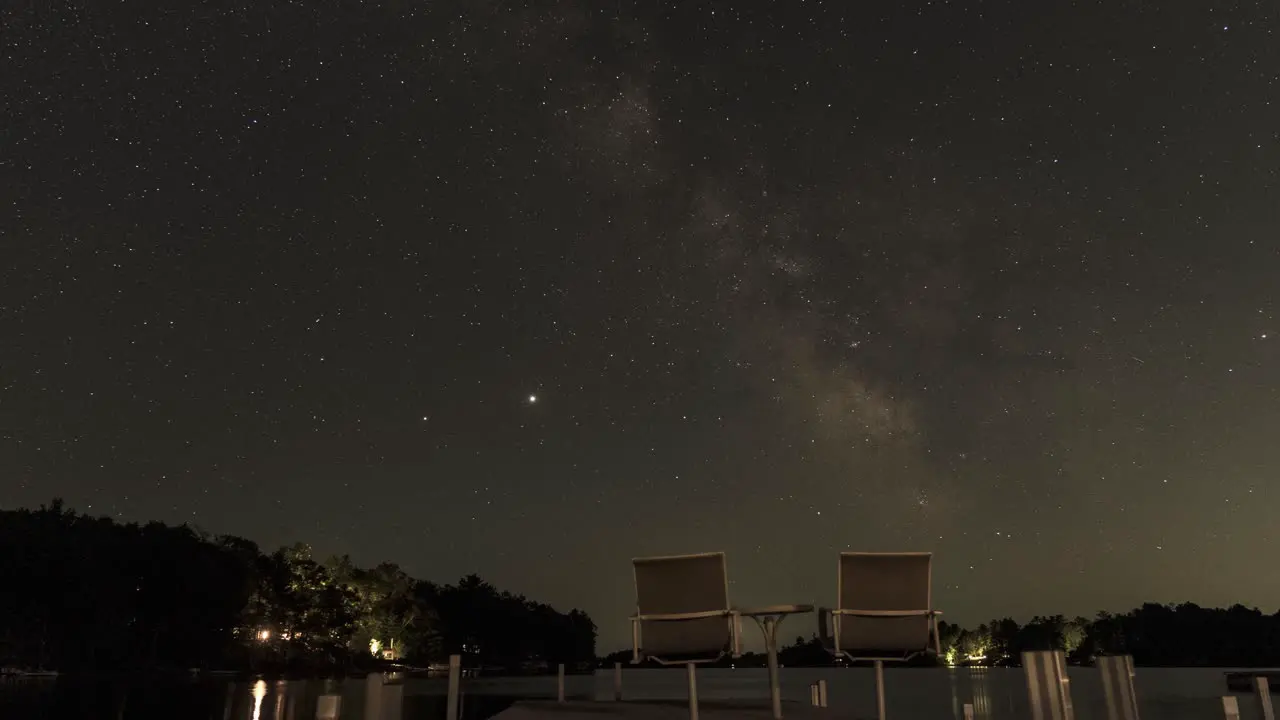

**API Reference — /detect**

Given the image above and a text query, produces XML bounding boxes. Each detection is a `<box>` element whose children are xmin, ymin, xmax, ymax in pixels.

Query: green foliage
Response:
<box><xmin>1063</xmin><ymin>616</ymin><xmax>1090</xmax><ymax>656</ymax></box>
<box><xmin>327</xmin><ymin>557</ymin><xmax>436</xmax><ymax>659</ymax></box>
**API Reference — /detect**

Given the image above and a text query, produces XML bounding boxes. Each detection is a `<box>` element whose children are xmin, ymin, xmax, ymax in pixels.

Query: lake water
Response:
<box><xmin>0</xmin><ymin>667</ymin><xmax>1269</xmax><ymax>720</ymax></box>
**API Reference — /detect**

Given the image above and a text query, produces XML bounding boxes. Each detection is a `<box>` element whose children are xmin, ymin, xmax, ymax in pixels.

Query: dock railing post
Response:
<box><xmin>810</xmin><ymin>682</ymin><xmax>819</xmax><ymax>706</ymax></box>
<box><xmin>1124</xmin><ymin>656</ymin><xmax>1139</xmax><ymax>720</ymax></box>
<box><xmin>363</xmin><ymin>673</ymin><xmax>383</xmax><ymax>720</ymax></box>
<box><xmin>381</xmin><ymin>676</ymin><xmax>404</xmax><ymax>720</ymax></box>
<box><xmin>1024</xmin><ymin>651</ymin><xmax>1073</xmax><ymax>720</ymax></box>
<box><xmin>315</xmin><ymin>694</ymin><xmax>341</xmax><ymax>720</ymax></box>
<box><xmin>1099</xmin><ymin>655</ymin><xmax>1139</xmax><ymax>720</ymax></box>
<box><xmin>446</xmin><ymin>655</ymin><xmax>461</xmax><ymax>720</ymax></box>
<box><xmin>557</xmin><ymin>664</ymin><xmax>566</xmax><ymax>703</ymax></box>
<box><xmin>614</xmin><ymin>662</ymin><xmax>623</xmax><ymax>701</ymax></box>
<box><xmin>964</xmin><ymin>703</ymin><xmax>975</xmax><ymax>720</ymax></box>
<box><xmin>1224</xmin><ymin>696</ymin><xmax>1241</xmax><ymax>720</ymax></box>
<box><xmin>818</xmin><ymin>679</ymin><xmax>827</xmax><ymax>708</ymax></box>
<box><xmin>1256</xmin><ymin>678</ymin><xmax>1275</xmax><ymax>720</ymax></box>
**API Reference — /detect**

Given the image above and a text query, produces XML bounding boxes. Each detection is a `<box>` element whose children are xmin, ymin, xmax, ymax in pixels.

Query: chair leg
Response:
<box><xmin>875</xmin><ymin>659</ymin><xmax>886</xmax><ymax>720</ymax></box>
<box><xmin>764</xmin><ymin>617</ymin><xmax>782</xmax><ymax>720</ymax></box>
<box><xmin>687</xmin><ymin>663</ymin><xmax>699</xmax><ymax>720</ymax></box>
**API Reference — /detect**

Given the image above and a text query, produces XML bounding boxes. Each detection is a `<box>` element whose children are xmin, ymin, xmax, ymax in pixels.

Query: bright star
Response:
<box><xmin>528</xmin><ymin>394</ymin><xmax>538</xmax><ymax>404</ymax></box>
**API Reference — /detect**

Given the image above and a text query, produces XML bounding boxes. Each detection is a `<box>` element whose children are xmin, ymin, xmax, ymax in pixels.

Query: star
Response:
<box><xmin>5</xmin><ymin>0</ymin><xmax>1278</xmax><ymax>659</ymax></box>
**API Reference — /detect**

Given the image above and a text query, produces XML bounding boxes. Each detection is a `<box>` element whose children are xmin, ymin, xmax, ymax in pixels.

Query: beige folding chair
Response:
<box><xmin>631</xmin><ymin>552</ymin><xmax>742</xmax><ymax>719</ymax></box>
<box><xmin>830</xmin><ymin>551</ymin><xmax>942</xmax><ymax>720</ymax></box>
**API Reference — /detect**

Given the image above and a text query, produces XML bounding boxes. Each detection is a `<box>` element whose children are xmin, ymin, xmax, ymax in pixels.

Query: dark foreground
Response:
<box><xmin>1</xmin><ymin>666</ymin><xmax>1269</xmax><ymax>720</ymax></box>
<box><xmin>0</xmin><ymin>677</ymin><xmax>525</xmax><ymax>720</ymax></box>
<box><xmin>495</xmin><ymin>700</ymin><xmax>841</xmax><ymax>720</ymax></box>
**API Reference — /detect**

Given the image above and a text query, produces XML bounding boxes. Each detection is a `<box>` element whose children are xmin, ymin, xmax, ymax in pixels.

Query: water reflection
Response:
<box><xmin>973</xmin><ymin>668</ymin><xmax>992</xmax><ymax>718</ymax></box>
<box><xmin>274</xmin><ymin>680</ymin><xmax>289</xmax><ymax>720</ymax></box>
<box><xmin>250</xmin><ymin>680</ymin><xmax>267</xmax><ymax>720</ymax></box>
<box><xmin>210</xmin><ymin>672</ymin><xmax>521</xmax><ymax>720</ymax></box>
<box><xmin>948</xmin><ymin>667</ymin><xmax>995</xmax><ymax>720</ymax></box>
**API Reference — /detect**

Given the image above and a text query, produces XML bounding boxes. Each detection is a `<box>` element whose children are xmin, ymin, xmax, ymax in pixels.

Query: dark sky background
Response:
<box><xmin>3</xmin><ymin>0</ymin><xmax>1278</xmax><ymax>651</ymax></box>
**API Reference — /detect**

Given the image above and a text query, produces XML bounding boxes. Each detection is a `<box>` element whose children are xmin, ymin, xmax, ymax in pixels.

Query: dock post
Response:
<box><xmin>1099</xmin><ymin>655</ymin><xmax>1139</xmax><ymax>720</ymax></box>
<box><xmin>818</xmin><ymin>679</ymin><xmax>828</xmax><ymax>708</ymax></box>
<box><xmin>557</xmin><ymin>664</ymin><xmax>566</xmax><ymax>703</ymax></box>
<box><xmin>380</xmin><ymin>678</ymin><xmax>404</xmax><ymax>720</ymax></box>
<box><xmin>446</xmin><ymin>655</ymin><xmax>461</xmax><ymax>720</ymax></box>
<box><xmin>810</xmin><ymin>682</ymin><xmax>819</xmax><ymax>706</ymax></box>
<box><xmin>964</xmin><ymin>703</ymin><xmax>974</xmax><ymax>720</ymax></box>
<box><xmin>686</xmin><ymin>662</ymin><xmax>699</xmax><ymax>720</ymax></box>
<box><xmin>316</xmin><ymin>694</ymin><xmax>341</xmax><ymax>720</ymax></box>
<box><xmin>1256</xmin><ymin>678</ymin><xmax>1276</xmax><ymax>720</ymax></box>
<box><xmin>614</xmin><ymin>662</ymin><xmax>623</xmax><ymax>701</ymax></box>
<box><xmin>222</xmin><ymin>684</ymin><xmax>235</xmax><ymax>720</ymax></box>
<box><xmin>874</xmin><ymin>659</ymin><xmax>887</xmax><ymax>720</ymax></box>
<box><xmin>1124</xmin><ymin>656</ymin><xmax>1139</xmax><ymax>720</ymax></box>
<box><xmin>363</xmin><ymin>673</ymin><xmax>383</xmax><ymax>720</ymax></box>
<box><xmin>1023</xmin><ymin>651</ymin><xmax>1074</xmax><ymax>720</ymax></box>
<box><xmin>1223</xmin><ymin>696</ymin><xmax>1241</xmax><ymax>720</ymax></box>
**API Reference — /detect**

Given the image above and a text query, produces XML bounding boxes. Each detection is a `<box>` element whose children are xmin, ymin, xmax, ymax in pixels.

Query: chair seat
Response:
<box><xmin>636</xmin><ymin>649</ymin><xmax>728</xmax><ymax>665</ymax></box>
<box><xmin>834</xmin><ymin>648</ymin><xmax>935</xmax><ymax>661</ymax></box>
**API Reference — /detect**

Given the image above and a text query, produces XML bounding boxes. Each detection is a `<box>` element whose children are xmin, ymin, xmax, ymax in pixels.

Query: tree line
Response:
<box><xmin>0</xmin><ymin>500</ymin><xmax>595</xmax><ymax>673</ymax></box>
<box><xmin>934</xmin><ymin>604</ymin><xmax>1280</xmax><ymax>667</ymax></box>
<box><xmin>605</xmin><ymin>605</ymin><xmax>1280</xmax><ymax>668</ymax></box>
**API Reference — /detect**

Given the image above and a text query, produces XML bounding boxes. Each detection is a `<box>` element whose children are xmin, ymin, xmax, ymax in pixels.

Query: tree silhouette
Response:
<box><xmin>0</xmin><ymin>501</ymin><xmax>595</xmax><ymax>672</ymax></box>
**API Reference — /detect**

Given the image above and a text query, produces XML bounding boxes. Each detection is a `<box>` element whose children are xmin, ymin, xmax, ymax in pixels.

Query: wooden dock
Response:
<box><xmin>492</xmin><ymin>699</ymin><xmax>844</xmax><ymax>720</ymax></box>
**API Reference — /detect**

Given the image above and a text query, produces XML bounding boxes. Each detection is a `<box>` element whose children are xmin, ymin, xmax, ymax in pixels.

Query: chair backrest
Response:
<box><xmin>633</xmin><ymin>552</ymin><xmax>734</xmax><ymax>663</ymax></box>
<box><xmin>836</xmin><ymin>551</ymin><xmax>934</xmax><ymax>658</ymax></box>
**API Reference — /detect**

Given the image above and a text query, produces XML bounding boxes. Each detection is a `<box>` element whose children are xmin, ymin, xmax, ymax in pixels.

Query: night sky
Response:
<box><xmin>3</xmin><ymin>1</ymin><xmax>1279</xmax><ymax>651</ymax></box>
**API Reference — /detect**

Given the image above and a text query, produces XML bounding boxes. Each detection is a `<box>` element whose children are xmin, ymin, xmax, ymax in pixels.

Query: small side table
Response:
<box><xmin>738</xmin><ymin>604</ymin><xmax>814</xmax><ymax>719</ymax></box>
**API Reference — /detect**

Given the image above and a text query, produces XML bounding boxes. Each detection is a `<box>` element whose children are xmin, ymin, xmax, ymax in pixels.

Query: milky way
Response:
<box><xmin>2</xmin><ymin>1</ymin><xmax>1278</xmax><ymax>649</ymax></box>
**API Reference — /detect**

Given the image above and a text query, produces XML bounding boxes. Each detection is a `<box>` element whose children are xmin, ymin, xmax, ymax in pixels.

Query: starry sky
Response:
<box><xmin>3</xmin><ymin>0</ymin><xmax>1279</xmax><ymax>651</ymax></box>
